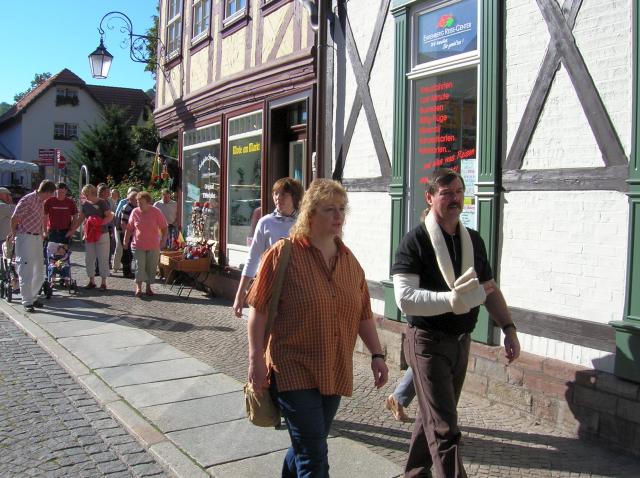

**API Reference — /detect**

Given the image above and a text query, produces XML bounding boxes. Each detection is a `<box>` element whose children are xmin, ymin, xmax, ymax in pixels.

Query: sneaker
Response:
<box><xmin>33</xmin><ymin>299</ymin><xmax>44</xmax><ymax>308</ymax></box>
<box><xmin>385</xmin><ymin>394</ymin><xmax>410</xmax><ymax>422</ymax></box>
<box><xmin>23</xmin><ymin>304</ymin><xmax>35</xmax><ymax>313</ymax></box>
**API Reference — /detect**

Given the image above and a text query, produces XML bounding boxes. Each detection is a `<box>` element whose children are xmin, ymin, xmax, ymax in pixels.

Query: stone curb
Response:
<box><xmin>0</xmin><ymin>298</ymin><xmax>207</xmax><ymax>478</ymax></box>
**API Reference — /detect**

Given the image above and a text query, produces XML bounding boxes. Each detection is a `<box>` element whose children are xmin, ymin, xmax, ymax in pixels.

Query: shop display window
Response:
<box><xmin>226</xmin><ymin>111</ymin><xmax>263</xmax><ymax>266</ymax></box>
<box><xmin>408</xmin><ymin>0</ymin><xmax>479</xmax><ymax>231</ymax></box>
<box><xmin>182</xmin><ymin>123</ymin><xmax>221</xmax><ymax>249</ymax></box>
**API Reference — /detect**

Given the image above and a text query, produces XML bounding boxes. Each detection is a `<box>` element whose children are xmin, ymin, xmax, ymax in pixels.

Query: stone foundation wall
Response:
<box><xmin>463</xmin><ymin>342</ymin><xmax>639</xmax><ymax>456</ymax></box>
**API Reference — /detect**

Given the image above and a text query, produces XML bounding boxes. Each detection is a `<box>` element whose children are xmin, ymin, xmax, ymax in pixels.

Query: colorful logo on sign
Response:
<box><xmin>437</xmin><ymin>14</ymin><xmax>455</xmax><ymax>29</ymax></box>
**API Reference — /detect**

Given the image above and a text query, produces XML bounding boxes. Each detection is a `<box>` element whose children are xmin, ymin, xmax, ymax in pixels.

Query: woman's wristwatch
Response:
<box><xmin>371</xmin><ymin>353</ymin><xmax>386</xmax><ymax>361</ymax></box>
<box><xmin>501</xmin><ymin>323</ymin><xmax>517</xmax><ymax>333</ymax></box>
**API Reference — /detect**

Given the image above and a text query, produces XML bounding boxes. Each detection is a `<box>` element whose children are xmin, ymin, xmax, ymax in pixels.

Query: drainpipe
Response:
<box><xmin>315</xmin><ymin>0</ymin><xmax>327</xmax><ymax>179</ymax></box>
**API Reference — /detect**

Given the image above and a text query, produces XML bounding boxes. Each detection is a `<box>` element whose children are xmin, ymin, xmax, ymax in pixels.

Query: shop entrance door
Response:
<box><xmin>267</xmin><ymin>99</ymin><xmax>308</xmax><ymax>211</ymax></box>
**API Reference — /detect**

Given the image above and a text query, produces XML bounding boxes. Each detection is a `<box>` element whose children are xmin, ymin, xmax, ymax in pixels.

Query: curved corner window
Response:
<box><xmin>182</xmin><ymin>123</ymin><xmax>221</xmax><ymax>245</ymax></box>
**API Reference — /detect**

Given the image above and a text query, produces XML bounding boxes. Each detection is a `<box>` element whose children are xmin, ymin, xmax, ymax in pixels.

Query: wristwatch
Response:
<box><xmin>371</xmin><ymin>353</ymin><xmax>386</xmax><ymax>361</ymax></box>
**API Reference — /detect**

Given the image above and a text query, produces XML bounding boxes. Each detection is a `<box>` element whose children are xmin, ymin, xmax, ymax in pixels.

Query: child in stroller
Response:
<box><xmin>0</xmin><ymin>239</ymin><xmax>19</xmax><ymax>302</ymax></box>
<box><xmin>46</xmin><ymin>242</ymin><xmax>77</xmax><ymax>293</ymax></box>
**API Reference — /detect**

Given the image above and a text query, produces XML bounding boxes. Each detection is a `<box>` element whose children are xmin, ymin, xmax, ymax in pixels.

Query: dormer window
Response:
<box><xmin>55</xmin><ymin>88</ymin><xmax>79</xmax><ymax>106</ymax></box>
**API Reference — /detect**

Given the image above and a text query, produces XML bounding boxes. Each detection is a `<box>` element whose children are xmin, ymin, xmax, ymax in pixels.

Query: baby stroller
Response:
<box><xmin>0</xmin><ymin>240</ymin><xmax>18</xmax><ymax>302</ymax></box>
<box><xmin>45</xmin><ymin>242</ymin><xmax>78</xmax><ymax>295</ymax></box>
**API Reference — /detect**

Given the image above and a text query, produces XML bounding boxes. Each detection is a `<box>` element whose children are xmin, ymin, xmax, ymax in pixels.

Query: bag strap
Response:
<box><xmin>263</xmin><ymin>238</ymin><xmax>292</xmax><ymax>343</ymax></box>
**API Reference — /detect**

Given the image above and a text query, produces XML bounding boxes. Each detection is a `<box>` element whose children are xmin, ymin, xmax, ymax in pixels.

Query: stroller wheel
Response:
<box><xmin>71</xmin><ymin>280</ymin><xmax>78</xmax><ymax>294</ymax></box>
<box><xmin>6</xmin><ymin>285</ymin><xmax>12</xmax><ymax>303</ymax></box>
<box><xmin>0</xmin><ymin>281</ymin><xmax>5</xmax><ymax>299</ymax></box>
<box><xmin>43</xmin><ymin>281</ymin><xmax>53</xmax><ymax>299</ymax></box>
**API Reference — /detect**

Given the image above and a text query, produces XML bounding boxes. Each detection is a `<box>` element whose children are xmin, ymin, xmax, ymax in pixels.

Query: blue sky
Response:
<box><xmin>0</xmin><ymin>1</ymin><xmax>158</xmax><ymax>104</ymax></box>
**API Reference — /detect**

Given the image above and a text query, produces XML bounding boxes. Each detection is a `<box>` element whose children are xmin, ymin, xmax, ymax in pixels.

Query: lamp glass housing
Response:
<box><xmin>88</xmin><ymin>39</ymin><xmax>113</xmax><ymax>79</ymax></box>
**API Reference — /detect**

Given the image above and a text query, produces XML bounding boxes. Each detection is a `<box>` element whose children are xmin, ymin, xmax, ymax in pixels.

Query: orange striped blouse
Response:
<box><xmin>246</xmin><ymin>236</ymin><xmax>372</xmax><ymax>396</ymax></box>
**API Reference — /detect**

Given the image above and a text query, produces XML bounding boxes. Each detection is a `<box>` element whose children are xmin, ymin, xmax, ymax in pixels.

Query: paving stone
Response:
<box><xmin>0</xmin><ymin>314</ymin><xmax>168</xmax><ymax>478</ymax></box>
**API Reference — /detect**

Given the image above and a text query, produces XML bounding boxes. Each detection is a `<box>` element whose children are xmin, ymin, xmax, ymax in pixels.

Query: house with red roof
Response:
<box><xmin>0</xmin><ymin>68</ymin><xmax>151</xmax><ymax>186</ymax></box>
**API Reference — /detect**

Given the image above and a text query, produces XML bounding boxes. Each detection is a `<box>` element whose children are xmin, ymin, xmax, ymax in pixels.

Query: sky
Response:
<box><xmin>0</xmin><ymin>1</ymin><xmax>158</xmax><ymax>105</ymax></box>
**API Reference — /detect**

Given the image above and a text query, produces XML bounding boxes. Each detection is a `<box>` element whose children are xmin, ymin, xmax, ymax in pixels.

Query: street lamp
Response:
<box><xmin>88</xmin><ymin>11</ymin><xmax>158</xmax><ymax>79</ymax></box>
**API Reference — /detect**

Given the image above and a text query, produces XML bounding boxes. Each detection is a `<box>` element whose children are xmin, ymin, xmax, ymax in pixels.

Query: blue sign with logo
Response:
<box><xmin>417</xmin><ymin>0</ymin><xmax>477</xmax><ymax>64</ymax></box>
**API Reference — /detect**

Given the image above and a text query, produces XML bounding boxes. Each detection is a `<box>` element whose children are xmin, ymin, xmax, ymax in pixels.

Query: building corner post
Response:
<box><xmin>610</xmin><ymin>1</ymin><xmax>640</xmax><ymax>383</ymax></box>
<box><xmin>382</xmin><ymin>3</ymin><xmax>409</xmax><ymax>321</ymax></box>
<box><xmin>472</xmin><ymin>0</ymin><xmax>502</xmax><ymax>345</ymax></box>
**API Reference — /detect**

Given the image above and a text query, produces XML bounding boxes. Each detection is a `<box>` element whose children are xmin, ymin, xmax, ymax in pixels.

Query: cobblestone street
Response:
<box><xmin>0</xmin><ymin>314</ymin><xmax>167</xmax><ymax>478</ymax></box>
<box><xmin>1</xmin><ymin>249</ymin><xmax>640</xmax><ymax>476</ymax></box>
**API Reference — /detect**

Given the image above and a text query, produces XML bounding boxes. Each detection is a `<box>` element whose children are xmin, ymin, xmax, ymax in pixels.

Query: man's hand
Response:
<box><xmin>371</xmin><ymin>358</ymin><xmax>389</xmax><ymax>388</ymax></box>
<box><xmin>482</xmin><ymin>280</ymin><xmax>497</xmax><ymax>296</ymax></box>
<box><xmin>65</xmin><ymin>230</ymin><xmax>74</xmax><ymax>239</ymax></box>
<box><xmin>504</xmin><ymin>328</ymin><xmax>521</xmax><ymax>363</ymax></box>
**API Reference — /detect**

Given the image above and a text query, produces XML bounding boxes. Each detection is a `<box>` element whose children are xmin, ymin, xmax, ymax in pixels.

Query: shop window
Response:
<box><xmin>192</xmin><ymin>0</ymin><xmax>211</xmax><ymax>42</ymax></box>
<box><xmin>226</xmin><ymin>111</ymin><xmax>263</xmax><ymax>267</ymax></box>
<box><xmin>182</xmin><ymin>123</ymin><xmax>221</xmax><ymax>248</ymax></box>
<box><xmin>166</xmin><ymin>0</ymin><xmax>183</xmax><ymax>58</ymax></box>
<box><xmin>408</xmin><ymin>0</ymin><xmax>479</xmax><ymax>230</ymax></box>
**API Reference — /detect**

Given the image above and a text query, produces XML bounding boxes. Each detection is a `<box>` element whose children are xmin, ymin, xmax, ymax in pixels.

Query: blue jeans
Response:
<box><xmin>393</xmin><ymin>367</ymin><xmax>416</xmax><ymax>407</ymax></box>
<box><xmin>271</xmin><ymin>379</ymin><xmax>341</xmax><ymax>478</ymax></box>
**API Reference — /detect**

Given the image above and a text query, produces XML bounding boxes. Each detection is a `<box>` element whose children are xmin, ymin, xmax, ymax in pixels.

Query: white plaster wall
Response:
<box><xmin>342</xmin><ymin>192</ymin><xmax>391</xmax><ymax>282</ymax></box>
<box><xmin>333</xmin><ymin>0</ymin><xmax>394</xmax><ymax>179</ymax></box>
<box><xmin>0</xmin><ymin>122</ymin><xmax>22</xmax><ymax>159</ymax></box>
<box><xmin>500</xmin><ymin>191</ymin><xmax>628</xmax><ymax>324</ymax></box>
<box><xmin>20</xmin><ymin>87</ymin><xmax>102</xmax><ymax>180</ymax></box>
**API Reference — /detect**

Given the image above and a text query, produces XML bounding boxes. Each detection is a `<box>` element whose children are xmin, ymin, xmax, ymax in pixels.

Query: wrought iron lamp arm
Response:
<box><xmin>97</xmin><ymin>11</ymin><xmax>164</xmax><ymax>64</ymax></box>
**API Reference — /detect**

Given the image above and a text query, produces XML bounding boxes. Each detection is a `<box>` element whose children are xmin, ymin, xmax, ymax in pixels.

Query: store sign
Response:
<box><xmin>417</xmin><ymin>0</ymin><xmax>477</xmax><ymax>64</ymax></box>
<box><xmin>37</xmin><ymin>148</ymin><xmax>55</xmax><ymax>166</ymax></box>
<box><xmin>411</xmin><ymin>68</ymin><xmax>478</xmax><ymax>229</ymax></box>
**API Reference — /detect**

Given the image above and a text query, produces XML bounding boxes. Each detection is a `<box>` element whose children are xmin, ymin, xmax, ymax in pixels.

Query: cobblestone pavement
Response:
<box><xmin>0</xmin><ymin>313</ymin><xmax>167</xmax><ymax>478</ymax></box>
<box><xmin>10</xmin><ymin>249</ymin><xmax>640</xmax><ymax>477</ymax></box>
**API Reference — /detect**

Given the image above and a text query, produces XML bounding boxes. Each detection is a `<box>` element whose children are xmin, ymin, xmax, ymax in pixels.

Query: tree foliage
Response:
<box><xmin>144</xmin><ymin>6</ymin><xmax>159</xmax><ymax>79</ymax></box>
<box><xmin>14</xmin><ymin>72</ymin><xmax>52</xmax><ymax>103</ymax></box>
<box><xmin>0</xmin><ymin>102</ymin><xmax>11</xmax><ymax>116</ymax></box>
<box><xmin>67</xmin><ymin>106</ymin><xmax>141</xmax><ymax>187</ymax></box>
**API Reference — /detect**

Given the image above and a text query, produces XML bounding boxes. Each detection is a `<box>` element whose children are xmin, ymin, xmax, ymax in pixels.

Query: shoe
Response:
<box><xmin>99</xmin><ymin>284</ymin><xmax>107</xmax><ymax>291</ymax></box>
<box><xmin>85</xmin><ymin>282</ymin><xmax>96</xmax><ymax>289</ymax></box>
<box><xmin>385</xmin><ymin>394</ymin><xmax>410</xmax><ymax>422</ymax></box>
<box><xmin>23</xmin><ymin>304</ymin><xmax>35</xmax><ymax>313</ymax></box>
<box><xmin>33</xmin><ymin>299</ymin><xmax>44</xmax><ymax>308</ymax></box>
<box><xmin>146</xmin><ymin>289</ymin><xmax>154</xmax><ymax>296</ymax></box>
<box><xmin>135</xmin><ymin>290</ymin><xmax>143</xmax><ymax>298</ymax></box>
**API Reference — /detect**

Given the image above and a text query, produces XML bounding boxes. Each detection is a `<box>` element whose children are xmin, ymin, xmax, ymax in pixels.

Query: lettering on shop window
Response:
<box><xmin>414</xmin><ymin>80</ymin><xmax>476</xmax><ymax>185</ymax></box>
<box><xmin>231</xmin><ymin>142</ymin><xmax>261</xmax><ymax>156</ymax></box>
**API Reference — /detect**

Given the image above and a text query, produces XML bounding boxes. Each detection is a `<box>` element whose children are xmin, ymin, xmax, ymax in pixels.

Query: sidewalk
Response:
<box><xmin>2</xmin><ymin>249</ymin><xmax>639</xmax><ymax>477</ymax></box>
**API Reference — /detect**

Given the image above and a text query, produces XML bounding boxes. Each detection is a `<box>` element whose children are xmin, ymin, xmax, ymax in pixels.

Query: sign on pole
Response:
<box><xmin>37</xmin><ymin>148</ymin><xmax>55</xmax><ymax>166</ymax></box>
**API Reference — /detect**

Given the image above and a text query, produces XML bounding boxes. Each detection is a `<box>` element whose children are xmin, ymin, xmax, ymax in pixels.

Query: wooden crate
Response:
<box><xmin>171</xmin><ymin>256</ymin><xmax>210</xmax><ymax>272</ymax></box>
<box><xmin>160</xmin><ymin>250</ymin><xmax>184</xmax><ymax>266</ymax></box>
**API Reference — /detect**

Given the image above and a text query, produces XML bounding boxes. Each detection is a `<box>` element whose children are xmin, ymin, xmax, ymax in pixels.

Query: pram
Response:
<box><xmin>45</xmin><ymin>241</ymin><xmax>78</xmax><ymax>295</ymax></box>
<box><xmin>0</xmin><ymin>240</ymin><xmax>18</xmax><ymax>302</ymax></box>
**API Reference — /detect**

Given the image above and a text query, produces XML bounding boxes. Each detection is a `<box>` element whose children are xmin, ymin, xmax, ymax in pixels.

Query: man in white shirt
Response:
<box><xmin>153</xmin><ymin>189</ymin><xmax>178</xmax><ymax>248</ymax></box>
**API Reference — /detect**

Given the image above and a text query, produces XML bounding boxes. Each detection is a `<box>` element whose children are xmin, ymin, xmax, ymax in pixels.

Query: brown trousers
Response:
<box><xmin>404</xmin><ymin>325</ymin><xmax>470</xmax><ymax>478</ymax></box>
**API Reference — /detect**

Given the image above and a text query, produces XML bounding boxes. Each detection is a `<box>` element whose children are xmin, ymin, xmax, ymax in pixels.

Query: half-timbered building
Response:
<box><xmin>154</xmin><ymin>0</ymin><xmax>640</xmax><ymax>453</ymax></box>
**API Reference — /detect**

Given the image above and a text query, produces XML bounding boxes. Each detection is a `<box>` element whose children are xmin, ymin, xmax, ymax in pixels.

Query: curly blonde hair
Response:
<box><xmin>289</xmin><ymin>179</ymin><xmax>348</xmax><ymax>240</ymax></box>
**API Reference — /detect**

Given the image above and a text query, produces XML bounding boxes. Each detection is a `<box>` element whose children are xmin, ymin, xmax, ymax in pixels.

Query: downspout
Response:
<box><xmin>315</xmin><ymin>0</ymin><xmax>327</xmax><ymax>179</ymax></box>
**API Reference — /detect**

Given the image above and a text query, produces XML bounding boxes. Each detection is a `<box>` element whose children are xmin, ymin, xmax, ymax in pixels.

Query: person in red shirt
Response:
<box><xmin>44</xmin><ymin>183</ymin><xmax>78</xmax><ymax>245</ymax></box>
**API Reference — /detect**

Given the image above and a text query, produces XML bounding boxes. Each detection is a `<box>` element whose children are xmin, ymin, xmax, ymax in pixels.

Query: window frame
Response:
<box><xmin>220</xmin><ymin>0</ymin><xmax>250</xmax><ymax>37</ymax></box>
<box><xmin>53</xmin><ymin>123</ymin><xmax>79</xmax><ymax>141</ymax></box>
<box><xmin>405</xmin><ymin>0</ymin><xmax>481</xmax><ymax>231</ymax></box>
<box><xmin>165</xmin><ymin>0</ymin><xmax>184</xmax><ymax>60</ymax></box>
<box><xmin>191</xmin><ymin>0</ymin><xmax>211</xmax><ymax>45</ymax></box>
